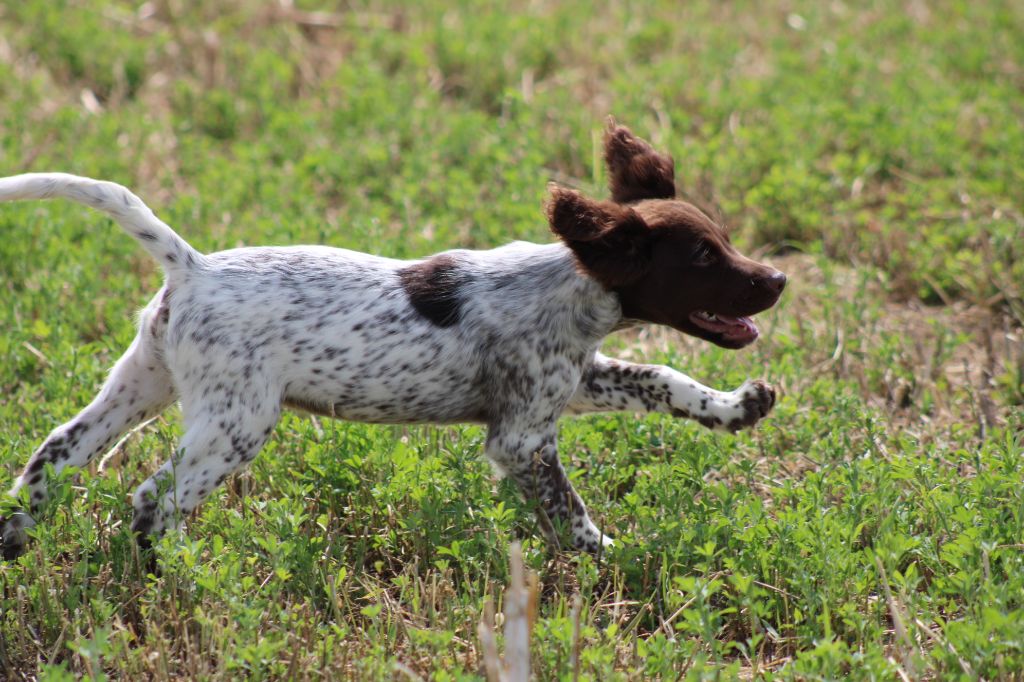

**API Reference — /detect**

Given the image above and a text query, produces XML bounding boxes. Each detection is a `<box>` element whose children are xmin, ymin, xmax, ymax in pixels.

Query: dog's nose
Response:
<box><xmin>763</xmin><ymin>271</ymin><xmax>787</xmax><ymax>293</ymax></box>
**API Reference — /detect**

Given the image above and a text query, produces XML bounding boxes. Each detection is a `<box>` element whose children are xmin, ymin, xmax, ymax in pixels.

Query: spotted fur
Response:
<box><xmin>0</xmin><ymin>124</ymin><xmax>785</xmax><ymax>559</ymax></box>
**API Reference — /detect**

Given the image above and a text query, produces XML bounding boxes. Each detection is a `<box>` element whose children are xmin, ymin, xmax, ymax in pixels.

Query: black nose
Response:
<box><xmin>763</xmin><ymin>271</ymin><xmax>787</xmax><ymax>293</ymax></box>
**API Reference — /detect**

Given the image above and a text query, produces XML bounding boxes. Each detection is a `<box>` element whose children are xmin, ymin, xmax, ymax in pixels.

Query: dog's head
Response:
<box><xmin>547</xmin><ymin>120</ymin><xmax>786</xmax><ymax>349</ymax></box>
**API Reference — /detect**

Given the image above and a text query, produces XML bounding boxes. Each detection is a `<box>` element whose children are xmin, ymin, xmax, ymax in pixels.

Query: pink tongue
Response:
<box><xmin>719</xmin><ymin>315</ymin><xmax>757</xmax><ymax>338</ymax></box>
<box><xmin>690</xmin><ymin>311</ymin><xmax>760</xmax><ymax>340</ymax></box>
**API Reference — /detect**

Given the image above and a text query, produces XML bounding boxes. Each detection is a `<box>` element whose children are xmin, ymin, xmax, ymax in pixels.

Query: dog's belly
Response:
<box><xmin>280</xmin><ymin>337</ymin><xmax>487</xmax><ymax>425</ymax></box>
<box><xmin>284</xmin><ymin>396</ymin><xmax>483</xmax><ymax>425</ymax></box>
<box><xmin>283</xmin><ymin>367</ymin><xmax>485</xmax><ymax>425</ymax></box>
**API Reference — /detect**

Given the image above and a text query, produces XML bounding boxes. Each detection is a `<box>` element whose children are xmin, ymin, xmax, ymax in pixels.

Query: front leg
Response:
<box><xmin>566</xmin><ymin>353</ymin><xmax>776</xmax><ymax>432</ymax></box>
<box><xmin>485</xmin><ymin>425</ymin><xmax>613</xmax><ymax>553</ymax></box>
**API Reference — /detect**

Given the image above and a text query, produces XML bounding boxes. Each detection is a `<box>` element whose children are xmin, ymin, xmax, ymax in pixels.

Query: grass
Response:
<box><xmin>1</xmin><ymin>0</ymin><xmax>1022</xmax><ymax>679</ymax></box>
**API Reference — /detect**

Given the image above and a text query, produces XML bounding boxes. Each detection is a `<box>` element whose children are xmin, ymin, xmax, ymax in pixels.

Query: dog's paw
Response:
<box><xmin>577</xmin><ymin>533</ymin><xmax>616</xmax><ymax>555</ymax></box>
<box><xmin>728</xmin><ymin>380</ymin><xmax>776</xmax><ymax>432</ymax></box>
<box><xmin>0</xmin><ymin>511</ymin><xmax>35</xmax><ymax>561</ymax></box>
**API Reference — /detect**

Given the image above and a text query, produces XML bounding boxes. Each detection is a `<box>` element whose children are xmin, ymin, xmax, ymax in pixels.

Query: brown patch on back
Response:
<box><xmin>398</xmin><ymin>254</ymin><xmax>471</xmax><ymax>327</ymax></box>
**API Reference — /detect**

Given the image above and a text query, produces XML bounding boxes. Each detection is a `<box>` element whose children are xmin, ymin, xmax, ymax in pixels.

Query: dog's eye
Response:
<box><xmin>692</xmin><ymin>243</ymin><xmax>716</xmax><ymax>266</ymax></box>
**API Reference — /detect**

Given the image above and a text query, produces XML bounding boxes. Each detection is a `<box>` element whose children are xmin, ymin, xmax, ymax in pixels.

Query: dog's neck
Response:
<box><xmin>463</xmin><ymin>242</ymin><xmax>623</xmax><ymax>345</ymax></box>
<box><xmin>542</xmin><ymin>242</ymin><xmax>624</xmax><ymax>342</ymax></box>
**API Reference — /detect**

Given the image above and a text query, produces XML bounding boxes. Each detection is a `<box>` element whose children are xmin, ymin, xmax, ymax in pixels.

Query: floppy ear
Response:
<box><xmin>546</xmin><ymin>185</ymin><xmax>652</xmax><ymax>289</ymax></box>
<box><xmin>604</xmin><ymin>118</ymin><xmax>676</xmax><ymax>203</ymax></box>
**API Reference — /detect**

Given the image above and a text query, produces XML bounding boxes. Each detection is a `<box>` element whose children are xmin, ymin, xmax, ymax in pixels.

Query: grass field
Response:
<box><xmin>1</xmin><ymin>0</ymin><xmax>1023</xmax><ymax>679</ymax></box>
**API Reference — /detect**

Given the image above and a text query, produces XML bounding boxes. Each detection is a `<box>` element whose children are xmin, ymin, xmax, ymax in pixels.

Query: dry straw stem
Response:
<box><xmin>478</xmin><ymin>542</ymin><xmax>539</xmax><ymax>682</ymax></box>
<box><xmin>873</xmin><ymin>555</ymin><xmax>919</xmax><ymax>681</ymax></box>
<box><xmin>570</xmin><ymin>593</ymin><xmax>583</xmax><ymax>682</ymax></box>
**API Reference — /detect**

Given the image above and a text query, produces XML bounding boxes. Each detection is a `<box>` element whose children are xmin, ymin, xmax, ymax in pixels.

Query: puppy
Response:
<box><xmin>0</xmin><ymin>121</ymin><xmax>784</xmax><ymax>558</ymax></box>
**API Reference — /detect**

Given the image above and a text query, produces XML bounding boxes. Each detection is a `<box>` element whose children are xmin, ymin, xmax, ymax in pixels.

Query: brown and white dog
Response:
<box><xmin>0</xmin><ymin>121</ymin><xmax>784</xmax><ymax>558</ymax></box>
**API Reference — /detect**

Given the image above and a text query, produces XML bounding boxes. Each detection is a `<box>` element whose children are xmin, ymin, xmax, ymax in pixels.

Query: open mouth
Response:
<box><xmin>689</xmin><ymin>310</ymin><xmax>760</xmax><ymax>345</ymax></box>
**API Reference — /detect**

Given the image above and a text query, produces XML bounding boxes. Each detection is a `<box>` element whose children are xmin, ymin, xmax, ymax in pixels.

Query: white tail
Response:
<box><xmin>0</xmin><ymin>173</ymin><xmax>205</xmax><ymax>274</ymax></box>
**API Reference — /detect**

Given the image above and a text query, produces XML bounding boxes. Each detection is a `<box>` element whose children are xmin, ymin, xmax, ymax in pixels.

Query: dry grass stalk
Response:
<box><xmin>874</xmin><ymin>555</ymin><xmax>919</xmax><ymax>680</ymax></box>
<box><xmin>478</xmin><ymin>542</ymin><xmax>538</xmax><ymax>681</ymax></box>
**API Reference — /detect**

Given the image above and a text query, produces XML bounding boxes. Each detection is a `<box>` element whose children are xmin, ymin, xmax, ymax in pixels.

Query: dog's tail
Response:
<box><xmin>0</xmin><ymin>173</ymin><xmax>205</xmax><ymax>274</ymax></box>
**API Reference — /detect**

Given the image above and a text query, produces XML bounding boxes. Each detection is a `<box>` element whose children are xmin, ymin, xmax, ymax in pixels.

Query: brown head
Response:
<box><xmin>547</xmin><ymin>119</ymin><xmax>786</xmax><ymax>349</ymax></box>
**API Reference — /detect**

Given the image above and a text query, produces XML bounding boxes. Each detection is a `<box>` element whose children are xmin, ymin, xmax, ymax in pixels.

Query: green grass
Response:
<box><xmin>1</xmin><ymin>0</ymin><xmax>1023</xmax><ymax>679</ymax></box>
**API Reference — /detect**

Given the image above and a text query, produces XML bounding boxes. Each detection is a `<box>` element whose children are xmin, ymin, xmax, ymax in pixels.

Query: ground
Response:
<box><xmin>0</xmin><ymin>1</ymin><xmax>1022</xmax><ymax>679</ymax></box>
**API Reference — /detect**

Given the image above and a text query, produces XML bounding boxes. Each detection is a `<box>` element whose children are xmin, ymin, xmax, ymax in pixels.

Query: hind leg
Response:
<box><xmin>1</xmin><ymin>319</ymin><xmax>176</xmax><ymax>559</ymax></box>
<box><xmin>130</xmin><ymin>388</ymin><xmax>280</xmax><ymax>548</ymax></box>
